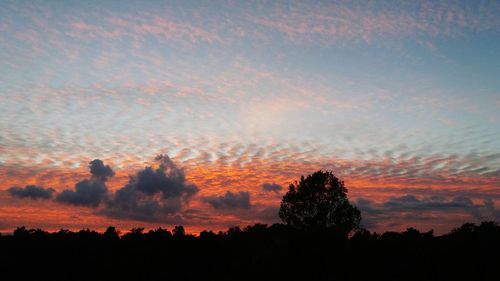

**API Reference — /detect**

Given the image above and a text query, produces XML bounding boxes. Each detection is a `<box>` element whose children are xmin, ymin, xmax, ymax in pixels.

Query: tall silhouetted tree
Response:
<box><xmin>279</xmin><ymin>170</ymin><xmax>361</xmax><ymax>232</ymax></box>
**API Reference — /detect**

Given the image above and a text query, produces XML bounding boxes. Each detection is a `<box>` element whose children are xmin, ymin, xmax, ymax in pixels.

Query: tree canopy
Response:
<box><xmin>279</xmin><ymin>170</ymin><xmax>361</xmax><ymax>232</ymax></box>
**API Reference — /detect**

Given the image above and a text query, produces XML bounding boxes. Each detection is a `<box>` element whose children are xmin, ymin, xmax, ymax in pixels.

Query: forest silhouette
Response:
<box><xmin>1</xmin><ymin>170</ymin><xmax>499</xmax><ymax>280</ymax></box>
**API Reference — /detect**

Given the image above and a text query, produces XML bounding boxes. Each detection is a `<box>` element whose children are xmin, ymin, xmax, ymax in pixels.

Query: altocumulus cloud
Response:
<box><xmin>7</xmin><ymin>185</ymin><xmax>55</xmax><ymax>200</ymax></box>
<box><xmin>203</xmin><ymin>191</ymin><xmax>251</xmax><ymax>210</ymax></box>
<box><xmin>56</xmin><ymin>159</ymin><xmax>113</xmax><ymax>207</ymax></box>
<box><xmin>102</xmin><ymin>155</ymin><xmax>198</xmax><ymax>223</ymax></box>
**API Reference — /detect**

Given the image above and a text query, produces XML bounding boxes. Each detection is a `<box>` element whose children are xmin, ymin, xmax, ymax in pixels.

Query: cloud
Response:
<box><xmin>262</xmin><ymin>183</ymin><xmax>282</xmax><ymax>193</ymax></box>
<box><xmin>248</xmin><ymin>1</ymin><xmax>500</xmax><ymax>46</ymax></box>
<box><xmin>202</xmin><ymin>191</ymin><xmax>251</xmax><ymax>210</ymax></box>
<box><xmin>56</xmin><ymin>179</ymin><xmax>108</xmax><ymax>207</ymax></box>
<box><xmin>385</xmin><ymin>195</ymin><xmax>454</xmax><ymax>210</ymax></box>
<box><xmin>88</xmin><ymin>159</ymin><xmax>114</xmax><ymax>182</ymax></box>
<box><xmin>356</xmin><ymin>194</ymin><xmax>499</xmax><ymax>231</ymax></box>
<box><xmin>56</xmin><ymin>159</ymin><xmax>113</xmax><ymax>207</ymax></box>
<box><xmin>7</xmin><ymin>185</ymin><xmax>55</xmax><ymax>200</ymax></box>
<box><xmin>3</xmin><ymin>155</ymin><xmax>198</xmax><ymax>224</ymax></box>
<box><xmin>102</xmin><ymin>155</ymin><xmax>198</xmax><ymax>223</ymax></box>
<box><xmin>67</xmin><ymin>12</ymin><xmax>222</xmax><ymax>47</ymax></box>
<box><xmin>254</xmin><ymin>205</ymin><xmax>280</xmax><ymax>223</ymax></box>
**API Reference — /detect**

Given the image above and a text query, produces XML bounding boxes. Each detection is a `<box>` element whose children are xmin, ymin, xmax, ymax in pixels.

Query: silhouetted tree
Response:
<box><xmin>279</xmin><ymin>170</ymin><xmax>361</xmax><ymax>232</ymax></box>
<box><xmin>226</xmin><ymin>226</ymin><xmax>242</xmax><ymax>237</ymax></box>
<box><xmin>172</xmin><ymin>225</ymin><xmax>185</xmax><ymax>237</ymax></box>
<box><xmin>199</xmin><ymin>230</ymin><xmax>216</xmax><ymax>240</ymax></box>
<box><xmin>147</xmin><ymin>227</ymin><xmax>172</xmax><ymax>240</ymax></box>
<box><xmin>13</xmin><ymin>226</ymin><xmax>29</xmax><ymax>238</ymax></box>
<box><xmin>103</xmin><ymin>226</ymin><xmax>120</xmax><ymax>240</ymax></box>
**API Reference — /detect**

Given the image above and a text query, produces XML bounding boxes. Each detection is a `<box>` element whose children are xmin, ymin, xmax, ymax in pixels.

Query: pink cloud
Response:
<box><xmin>248</xmin><ymin>1</ymin><xmax>500</xmax><ymax>46</ymax></box>
<box><xmin>67</xmin><ymin>14</ymin><xmax>222</xmax><ymax>46</ymax></box>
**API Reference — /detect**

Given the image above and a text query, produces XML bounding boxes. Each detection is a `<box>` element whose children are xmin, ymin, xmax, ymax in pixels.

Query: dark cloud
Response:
<box><xmin>55</xmin><ymin>159</ymin><xmax>113</xmax><ymax>207</ymax></box>
<box><xmin>102</xmin><ymin>155</ymin><xmax>198</xmax><ymax>223</ymax></box>
<box><xmin>352</xmin><ymin>187</ymin><xmax>500</xmax><ymax>201</ymax></box>
<box><xmin>89</xmin><ymin>159</ymin><xmax>114</xmax><ymax>181</ymax></box>
<box><xmin>262</xmin><ymin>183</ymin><xmax>282</xmax><ymax>193</ymax></box>
<box><xmin>203</xmin><ymin>191</ymin><xmax>251</xmax><ymax>210</ymax></box>
<box><xmin>254</xmin><ymin>205</ymin><xmax>280</xmax><ymax>222</ymax></box>
<box><xmin>355</xmin><ymin>198</ymin><xmax>383</xmax><ymax>215</ymax></box>
<box><xmin>7</xmin><ymin>185</ymin><xmax>55</xmax><ymax>200</ymax></box>
<box><xmin>356</xmin><ymin>194</ymin><xmax>499</xmax><ymax>230</ymax></box>
<box><xmin>381</xmin><ymin>195</ymin><xmax>496</xmax><ymax>218</ymax></box>
<box><xmin>43</xmin><ymin>155</ymin><xmax>197</xmax><ymax>223</ymax></box>
<box><xmin>56</xmin><ymin>179</ymin><xmax>108</xmax><ymax>207</ymax></box>
<box><xmin>205</xmin><ymin>203</ymin><xmax>280</xmax><ymax>227</ymax></box>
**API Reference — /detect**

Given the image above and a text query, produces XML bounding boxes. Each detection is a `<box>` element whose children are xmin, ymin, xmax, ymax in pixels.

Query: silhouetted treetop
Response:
<box><xmin>173</xmin><ymin>225</ymin><xmax>185</xmax><ymax>237</ymax></box>
<box><xmin>279</xmin><ymin>170</ymin><xmax>361</xmax><ymax>232</ymax></box>
<box><xmin>103</xmin><ymin>226</ymin><xmax>120</xmax><ymax>240</ymax></box>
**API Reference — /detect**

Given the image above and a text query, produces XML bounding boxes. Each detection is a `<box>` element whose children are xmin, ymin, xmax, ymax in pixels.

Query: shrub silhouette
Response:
<box><xmin>279</xmin><ymin>170</ymin><xmax>361</xmax><ymax>233</ymax></box>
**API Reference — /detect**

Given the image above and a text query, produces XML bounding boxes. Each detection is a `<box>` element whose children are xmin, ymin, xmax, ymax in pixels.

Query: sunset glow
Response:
<box><xmin>1</xmin><ymin>0</ymin><xmax>499</xmax><ymax>234</ymax></box>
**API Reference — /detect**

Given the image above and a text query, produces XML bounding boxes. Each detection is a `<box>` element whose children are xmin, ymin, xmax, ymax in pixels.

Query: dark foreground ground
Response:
<box><xmin>1</xmin><ymin>221</ymin><xmax>498</xmax><ymax>281</ymax></box>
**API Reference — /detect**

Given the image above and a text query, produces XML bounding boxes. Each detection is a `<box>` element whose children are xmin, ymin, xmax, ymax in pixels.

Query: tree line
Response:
<box><xmin>1</xmin><ymin>170</ymin><xmax>498</xmax><ymax>280</ymax></box>
<box><xmin>1</xmin><ymin>221</ymin><xmax>499</xmax><ymax>280</ymax></box>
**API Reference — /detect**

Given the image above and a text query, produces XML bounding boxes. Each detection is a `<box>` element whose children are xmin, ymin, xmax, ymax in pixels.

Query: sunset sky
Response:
<box><xmin>1</xmin><ymin>0</ymin><xmax>499</xmax><ymax>234</ymax></box>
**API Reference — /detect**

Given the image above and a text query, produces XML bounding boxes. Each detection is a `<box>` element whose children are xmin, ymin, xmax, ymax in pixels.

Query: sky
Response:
<box><xmin>1</xmin><ymin>0</ymin><xmax>499</xmax><ymax>234</ymax></box>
